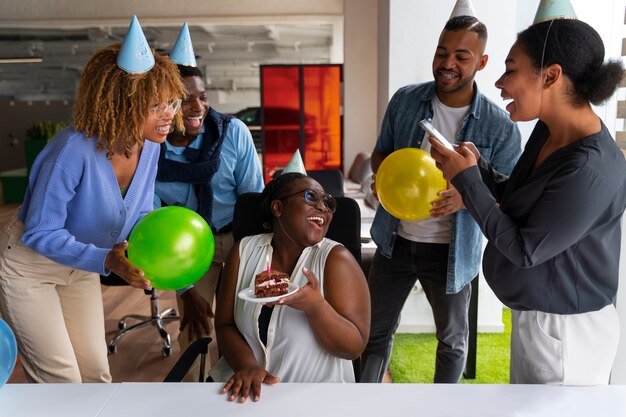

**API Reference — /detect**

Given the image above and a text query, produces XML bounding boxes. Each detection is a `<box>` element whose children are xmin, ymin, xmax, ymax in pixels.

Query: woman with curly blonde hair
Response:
<box><xmin>0</xmin><ymin>41</ymin><xmax>186</xmax><ymax>383</ymax></box>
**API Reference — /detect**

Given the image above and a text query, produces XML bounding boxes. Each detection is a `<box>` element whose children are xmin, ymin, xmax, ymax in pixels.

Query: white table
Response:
<box><xmin>0</xmin><ymin>383</ymin><xmax>119</xmax><ymax>417</ymax></box>
<box><xmin>2</xmin><ymin>382</ymin><xmax>626</xmax><ymax>417</ymax></box>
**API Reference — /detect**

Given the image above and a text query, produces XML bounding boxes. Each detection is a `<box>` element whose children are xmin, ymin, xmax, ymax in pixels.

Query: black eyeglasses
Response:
<box><xmin>277</xmin><ymin>189</ymin><xmax>337</xmax><ymax>214</ymax></box>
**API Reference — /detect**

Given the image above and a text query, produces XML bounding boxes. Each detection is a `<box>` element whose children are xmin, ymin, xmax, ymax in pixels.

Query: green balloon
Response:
<box><xmin>128</xmin><ymin>206</ymin><xmax>215</xmax><ymax>291</ymax></box>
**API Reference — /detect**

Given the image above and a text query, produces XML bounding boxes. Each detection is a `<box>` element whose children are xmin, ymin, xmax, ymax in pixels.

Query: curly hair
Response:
<box><xmin>517</xmin><ymin>20</ymin><xmax>624</xmax><ymax>106</ymax></box>
<box><xmin>73</xmin><ymin>43</ymin><xmax>186</xmax><ymax>158</ymax></box>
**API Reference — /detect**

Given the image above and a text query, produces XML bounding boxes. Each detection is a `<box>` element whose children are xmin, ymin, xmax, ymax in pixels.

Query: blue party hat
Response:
<box><xmin>533</xmin><ymin>0</ymin><xmax>577</xmax><ymax>24</ymax></box>
<box><xmin>282</xmin><ymin>149</ymin><xmax>307</xmax><ymax>175</ymax></box>
<box><xmin>117</xmin><ymin>16</ymin><xmax>155</xmax><ymax>74</ymax></box>
<box><xmin>170</xmin><ymin>22</ymin><xmax>197</xmax><ymax>67</ymax></box>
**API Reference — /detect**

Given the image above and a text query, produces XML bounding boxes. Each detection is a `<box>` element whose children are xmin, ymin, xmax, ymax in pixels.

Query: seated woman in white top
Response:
<box><xmin>209</xmin><ymin>172</ymin><xmax>370</xmax><ymax>402</ymax></box>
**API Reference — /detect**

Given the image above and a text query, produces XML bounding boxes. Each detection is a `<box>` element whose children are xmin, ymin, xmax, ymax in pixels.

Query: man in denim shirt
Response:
<box><xmin>361</xmin><ymin>14</ymin><xmax>521</xmax><ymax>383</ymax></box>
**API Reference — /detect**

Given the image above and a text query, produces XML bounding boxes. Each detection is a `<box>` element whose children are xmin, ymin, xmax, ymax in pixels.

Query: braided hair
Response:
<box><xmin>259</xmin><ymin>173</ymin><xmax>306</xmax><ymax>230</ymax></box>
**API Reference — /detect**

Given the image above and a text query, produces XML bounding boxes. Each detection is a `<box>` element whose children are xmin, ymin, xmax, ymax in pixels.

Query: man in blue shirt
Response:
<box><xmin>154</xmin><ymin>65</ymin><xmax>264</xmax><ymax>376</ymax></box>
<box><xmin>361</xmin><ymin>14</ymin><xmax>521</xmax><ymax>383</ymax></box>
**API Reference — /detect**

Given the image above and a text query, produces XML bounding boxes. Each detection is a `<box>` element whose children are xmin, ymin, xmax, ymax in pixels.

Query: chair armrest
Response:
<box><xmin>163</xmin><ymin>336</ymin><xmax>212</xmax><ymax>382</ymax></box>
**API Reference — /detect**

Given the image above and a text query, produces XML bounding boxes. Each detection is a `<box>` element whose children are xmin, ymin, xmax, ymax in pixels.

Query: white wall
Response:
<box><xmin>0</xmin><ymin>0</ymin><xmax>343</xmax><ymax>27</ymax></box>
<box><xmin>343</xmin><ymin>0</ymin><xmax>379</xmax><ymax>171</ymax></box>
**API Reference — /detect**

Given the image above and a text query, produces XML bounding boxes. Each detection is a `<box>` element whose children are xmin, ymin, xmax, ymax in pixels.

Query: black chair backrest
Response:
<box><xmin>233</xmin><ymin>192</ymin><xmax>361</xmax><ymax>263</ymax></box>
<box><xmin>307</xmin><ymin>169</ymin><xmax>345</xmax><ymax>197</ymax></box>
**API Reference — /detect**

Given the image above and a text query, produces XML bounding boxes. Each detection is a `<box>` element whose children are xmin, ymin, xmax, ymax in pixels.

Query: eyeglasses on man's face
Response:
<box><xmin>277</xmin><ymin>188</ymin><xmax>337</xmax><ymax>214</ymax></box>
<box><xmin>151</xmin><ymin>99</ymin><xmax>182</xmax><ymax>119</ymax></box>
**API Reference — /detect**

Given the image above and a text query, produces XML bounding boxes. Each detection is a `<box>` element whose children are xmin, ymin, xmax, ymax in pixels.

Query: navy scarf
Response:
<box><xmin>156</xmin><ymin>107</ymin><xmax>232</xmax><ymax>227</ymax></box>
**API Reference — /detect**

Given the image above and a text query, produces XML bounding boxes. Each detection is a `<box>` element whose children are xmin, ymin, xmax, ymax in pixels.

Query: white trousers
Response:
<box><xmin>0</xmin><ymin>216</ymin><xmax>111</xmax><ymax>383</ymax></box>
<box><xmin>510</xmin><ymin>305</ymin><xmax>619</xmax><ymax>385</ymax></box>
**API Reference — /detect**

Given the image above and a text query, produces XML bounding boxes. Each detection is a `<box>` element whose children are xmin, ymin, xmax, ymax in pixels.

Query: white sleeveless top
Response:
<box><xmin>208</xmin><ymin>233</ymin><xmax>355</xmax><ymax>383</ymax></box>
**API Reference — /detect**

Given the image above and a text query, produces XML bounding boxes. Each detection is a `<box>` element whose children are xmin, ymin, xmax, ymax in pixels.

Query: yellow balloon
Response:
<box><xmin>376</xmin><ymin>148</ymin><xmax>447</xmax><ymax>221</ymax></box>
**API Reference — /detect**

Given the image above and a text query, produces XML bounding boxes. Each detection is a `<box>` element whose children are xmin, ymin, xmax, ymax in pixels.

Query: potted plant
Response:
<box><xmin>24</xmin><ymin>121</ymin><xmax>69</xmax><ymax>174</ymax></box>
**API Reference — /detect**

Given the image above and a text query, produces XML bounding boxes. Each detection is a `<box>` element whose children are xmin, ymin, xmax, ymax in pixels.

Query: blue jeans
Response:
<box><xmin>362</xmin><ymin>236</ymin><xmax>471</xmax><ymax>383</ymax></box>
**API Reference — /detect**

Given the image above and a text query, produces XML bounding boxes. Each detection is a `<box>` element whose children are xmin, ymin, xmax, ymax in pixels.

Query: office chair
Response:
<box><xmin>100</xmin><ymin>273</ymin><xmax>179</xmax><ymax>357</ymax></box>
<box><xmin>307</xmin><ymin>169</ymin><xmax>345</xmax><ymax>197</ymax></box>
<box><xmin>164</xmin><ymin>336</ymin><xmax>213</xmax><ymax>382</ymax></box>
<box><xmin>347</xmin><ymin>152</ymin><xmax>372</xmax><ymax>185</ymax></box>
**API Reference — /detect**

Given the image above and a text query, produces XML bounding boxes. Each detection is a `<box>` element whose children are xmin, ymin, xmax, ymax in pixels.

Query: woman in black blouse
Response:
<box><xmin>430</xmin><ymin>18</ymin><xmax>626</xmax><ymax>385</ymax></box>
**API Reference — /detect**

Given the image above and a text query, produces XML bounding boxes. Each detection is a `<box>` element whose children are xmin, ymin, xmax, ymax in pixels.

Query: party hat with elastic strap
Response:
<box><xmin>170</xmin><ymin>21</ymin><xmax>197</xmax><ymax>67</ymax></box>
<box><xmin>449</xmin><ymin>0</ymin><xmax>477</xmax><ymax>19</ymax></box>
<box><xmin>533</xmin><ymin>0</ymin><xmax>577</xmax><ymax>24</ymax></box>
<box><xmin>282</xmin><ymin>149</ymin><xmax>307</xmax><ymax>175</ymax></box>
<box><xmin>117</xmin><ymin>16</ymin><xmax>155</xmax><ymax>74</ymax></box>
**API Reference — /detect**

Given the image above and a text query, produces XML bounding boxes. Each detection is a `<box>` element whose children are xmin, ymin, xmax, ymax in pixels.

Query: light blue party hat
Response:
<box><xmin>117</xmin><ymin>16</ymin><xmax>155</xmax><ymax>74</ymax></box>
<box><xmin>533</xmin><ymin>0</ymin><xmax>577</xmax><ymax>24</ymax></box>
<box><xmin>170</xmin><ymin>22</ymin><xmax>197</xmax><ymax>67</ymax></box>
<box><xmin>282</xmin><ymin>149</ymin><xmax>307</xmax><ymax>175</ymax></box>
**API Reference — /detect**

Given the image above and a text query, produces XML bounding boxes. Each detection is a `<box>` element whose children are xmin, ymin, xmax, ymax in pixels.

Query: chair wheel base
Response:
<box><xmin>108</xmin><ymin>344</ymin><xmax>118</xmax><ymax>354</ymax></box>
<box><xmin>162</xmin><ymin>346</ymin><xmax>172</xmax><ymax>357</ymax></box>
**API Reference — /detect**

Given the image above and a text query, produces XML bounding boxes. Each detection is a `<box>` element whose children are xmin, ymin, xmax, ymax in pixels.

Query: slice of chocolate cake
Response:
<box><xmin>255</xmin><ymin>269</ymin><xmax>290</xmax><ymax>298</ymax></box>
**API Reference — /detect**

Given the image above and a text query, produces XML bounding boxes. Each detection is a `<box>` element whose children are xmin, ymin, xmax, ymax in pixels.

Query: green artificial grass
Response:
<box><xmin>389</xmin><ymin>308</ymin><xmax>511</xmax><ymax>384</ymax></box>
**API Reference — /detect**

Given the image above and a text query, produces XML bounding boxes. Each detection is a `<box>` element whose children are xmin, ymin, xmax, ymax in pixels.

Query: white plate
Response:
<box><xmin>238</xmin><ymin>282</ymin><xmax>300</xmax><ymax>303</ymax></box>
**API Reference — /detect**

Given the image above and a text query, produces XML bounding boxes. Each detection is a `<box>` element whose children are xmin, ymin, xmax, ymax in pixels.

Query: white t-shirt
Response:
<box><xmin>397</xmin><ymin>95</ymin><xmax>469</xmax><ymax>244</ymax></box>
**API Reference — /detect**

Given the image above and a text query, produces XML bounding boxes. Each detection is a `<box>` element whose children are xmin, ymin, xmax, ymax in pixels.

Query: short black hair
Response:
<box><xmin>260</xmin><ymin>173</ymin><xmax>307</xmax><ymax>228</ymax></box>
<box><xmin>177</xmin><ymin>64</ymin><xmax>203</xmax><ymax>78</ymax></box>
<box><xmin>444</xmin><ymin>16</ymin><xmax>487</xmax><ymax>41</ymax></box>
<box><xmin>517</xmin><ymin>19</ymin><xmax>624</xmax><ymax>106</ymax></box>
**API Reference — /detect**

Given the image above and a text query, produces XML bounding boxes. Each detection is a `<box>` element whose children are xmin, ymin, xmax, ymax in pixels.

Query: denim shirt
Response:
<box><xmin>370</xmin><ymin>82</ymin><xmax>521</xmax><ymax>293</ymax></box>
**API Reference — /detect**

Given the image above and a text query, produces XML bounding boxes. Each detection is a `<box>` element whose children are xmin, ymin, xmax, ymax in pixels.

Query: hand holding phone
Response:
<box><xmin>419</xmin><ymin>119</ymin><xmax>455</xmax><ymax>151</ymax></box>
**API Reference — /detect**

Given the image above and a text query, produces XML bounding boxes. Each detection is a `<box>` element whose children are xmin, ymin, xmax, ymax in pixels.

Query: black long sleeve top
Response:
<box><xmin>452</xmin><ymin>120</ymin><xmax>626</xmax><ymax>314</ymax></box>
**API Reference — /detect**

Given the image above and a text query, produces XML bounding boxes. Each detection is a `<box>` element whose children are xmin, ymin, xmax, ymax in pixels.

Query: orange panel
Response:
<box><xmin>302</xmin><ymin>66</ymin><xmax>342</xmax><ymax>171</ymax></box>
<box><xmin>261</xmin><ymin>65</ymin><xmax>343</xmax><ymax>182</ymax></box>
<box><xmin>261</xmin><ymin>66</ymin><xmax>300</xmax><ymax>181</ymax></box>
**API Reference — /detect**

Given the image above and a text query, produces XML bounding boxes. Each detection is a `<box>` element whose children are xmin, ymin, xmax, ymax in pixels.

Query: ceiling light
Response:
<box><xmin>0</xmin><ymin>57</ymin><xmax>43</xmax><ymax>64</ymax></box>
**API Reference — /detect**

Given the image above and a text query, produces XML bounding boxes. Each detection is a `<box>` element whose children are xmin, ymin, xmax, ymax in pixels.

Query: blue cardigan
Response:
<box><xmin>18</xmin><ymin>126</ymin><xmax>159</xmax><ymax>275</ymax></box>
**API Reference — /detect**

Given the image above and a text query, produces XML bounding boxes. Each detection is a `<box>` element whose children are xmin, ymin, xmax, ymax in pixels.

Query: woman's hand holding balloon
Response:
<box><xmin>104</xmin><ymin>242</ymin><xmax>151</xmax><ymax>290</ymax></box>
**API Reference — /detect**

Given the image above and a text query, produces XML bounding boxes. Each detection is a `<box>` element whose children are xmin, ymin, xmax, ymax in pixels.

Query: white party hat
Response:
<box><xmin>533</xmin><ymin>0</ymin><xmax>577</xmax><ymax>24</ymax></box>
<box><xmin>282</xmin><ymin>149</ymin><xmax>307</xmax><ymax>175</ymax></box>
<box><xmin>117</xmin><ymin>16</ymin><xmax>155</xmax><ymax>74</ymax></box>
<box><xmin>449</xmin><ymin>0</ymin><xmax>477</xmax><ymax>19</ymax></box>
<box><xmin>170</xmin><ymin>22</ymin><xmax>197</xmax><ymax>67</ymax></box>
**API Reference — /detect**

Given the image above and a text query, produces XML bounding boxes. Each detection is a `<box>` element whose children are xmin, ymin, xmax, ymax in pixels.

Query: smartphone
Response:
<box><xmin>419</xmin><ymin>119</ymin><xmax>455</xmax><ymax>151</ymax></box>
